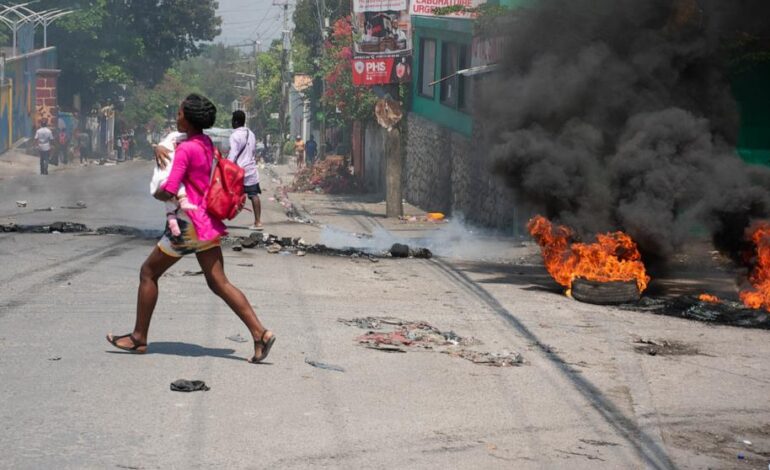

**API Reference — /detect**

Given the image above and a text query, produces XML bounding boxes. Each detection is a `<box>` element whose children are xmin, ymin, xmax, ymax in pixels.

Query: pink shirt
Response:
<box><xmin>162</xmin><ymin>134</ymin><xmax>227</xmax><ymax>241</ymax></box>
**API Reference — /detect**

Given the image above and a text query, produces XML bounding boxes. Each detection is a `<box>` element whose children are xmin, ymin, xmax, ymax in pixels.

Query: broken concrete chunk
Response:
<box><xmin>267</xmin><ymin>243</ymin><xmax>282</xmax><ymax>254</ymax></box>
<box><xmin>15</xmin><ymin>201</ymin><xmax>27</xmax><ymax>207</ymax></box>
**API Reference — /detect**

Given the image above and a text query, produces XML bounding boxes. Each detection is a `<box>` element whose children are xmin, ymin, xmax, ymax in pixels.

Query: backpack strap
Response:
<box><xmin>232</xmin><ymin>128</ymin><xmax>250</xmax><ymax>165</ymax></box>
<box><xmin>188</xmin><ymin>137</ymin><xmax>218</xmax><ymax>185</ymax></box>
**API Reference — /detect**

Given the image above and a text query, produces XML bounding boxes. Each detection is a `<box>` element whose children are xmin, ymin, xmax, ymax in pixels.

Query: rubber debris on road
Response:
<box><xmin>304</xmin><ymin>358</ymin><xmax>345</xmax><ymax>372</ymax></box>
<box><xmin>170</xmin><ymin>379</ymin><xmax>210</xmax><ymax>392</ymax></box>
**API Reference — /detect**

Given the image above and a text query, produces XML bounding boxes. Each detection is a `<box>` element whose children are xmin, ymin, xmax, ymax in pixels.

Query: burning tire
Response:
<box><xmin>571</xmin><ymin>278</ymin><xmax>640</xmax><ymax>305</ymax></box>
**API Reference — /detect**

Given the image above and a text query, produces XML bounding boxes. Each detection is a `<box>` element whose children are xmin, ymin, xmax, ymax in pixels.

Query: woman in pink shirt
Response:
<box><xmin>107</xmin><ymin>94</ymin><xmax>276</xmax><ymax>363</ymax></box>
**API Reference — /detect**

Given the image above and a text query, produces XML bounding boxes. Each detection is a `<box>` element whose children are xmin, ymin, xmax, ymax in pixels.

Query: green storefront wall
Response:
<box><xmin>411</xmin><ymin>15</ymin><xmax>474</xmax><ymax>136</ymax></box>
<box><xmin>410</xmin><ymin>4</ymin><xmax>770</xmax><ymax>163</ymax></box>
<box><xmin>734</xmin><ymin>62</ymin><xmax>770</xmax><ymax>166</ymax></box>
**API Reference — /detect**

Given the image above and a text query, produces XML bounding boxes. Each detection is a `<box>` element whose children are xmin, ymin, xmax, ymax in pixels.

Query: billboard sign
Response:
<box><xmin>352</xmin><ymin>0</ymin><xmax>412</xmax><ymax>85</ymax></box>
<box><xmin>352</xmin><ymin>57</ymin><xmax>412</xmax><ymax>85</ymax></box>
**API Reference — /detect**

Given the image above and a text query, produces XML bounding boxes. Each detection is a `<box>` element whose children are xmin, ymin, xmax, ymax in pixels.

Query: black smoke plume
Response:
<box><xmin>481</xmin><ymin>0</ymin><xmax>770</xmax><ymax>260</ymax></box>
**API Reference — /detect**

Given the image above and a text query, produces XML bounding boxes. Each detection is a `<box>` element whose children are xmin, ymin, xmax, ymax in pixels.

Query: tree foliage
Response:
<box><xmin>320</xmin><ymin>17</ymin><xmax>377</xmax><ymax>123</ymax></box>
<box><xmin>122</xmin><ymin>44</ymin><xmax>242</xmax><ymax>131</ymax></box>
<box><xmin>33</xmin><ymin>0</ymin><xmax>221</xmax><ymax>111</ymax></box>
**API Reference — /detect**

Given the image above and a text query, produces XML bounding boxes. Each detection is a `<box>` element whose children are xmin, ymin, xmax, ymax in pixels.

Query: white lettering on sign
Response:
<box><xmin>410</xmin><ymin>0</ymin><xmax>485</xmax><ymax>18</ymax></box>
<box><xmin>366</xmin><ymin>61</ymin><xmax>388</xmax><ymax>73</ymax></box>
<box><xmin>353</xmin><ymin>0</ymin><xmax>407</xmax><ymax>13</ymax></box>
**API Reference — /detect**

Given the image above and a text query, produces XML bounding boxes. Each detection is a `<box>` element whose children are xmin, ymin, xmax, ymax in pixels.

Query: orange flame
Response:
<box><xmin>739</xmin><ymin>222</ymin><xmax>770</xmax><ymax>311</ymax></box>
<box><xmin>698</xmin><ymin>293</ymin><xmax>720</xmax><ymax>303</ymax></box>
<box><xmin>528</xmin><ymin>215</ymin><xmax>650</xmax><ymax>293</ymax></box>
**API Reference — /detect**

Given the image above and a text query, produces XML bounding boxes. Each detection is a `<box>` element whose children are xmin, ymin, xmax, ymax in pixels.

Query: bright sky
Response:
<box><xmin>214</xmin><ymin>0</ymin><xmax>294</xmax><ymax>46</ymax></box>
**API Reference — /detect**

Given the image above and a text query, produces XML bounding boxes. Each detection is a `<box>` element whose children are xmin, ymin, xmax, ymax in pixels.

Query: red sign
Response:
<box><xmin>352</xmin><ymin>57</ymin><xmax>412</xmax><ymax>85</ymax></box>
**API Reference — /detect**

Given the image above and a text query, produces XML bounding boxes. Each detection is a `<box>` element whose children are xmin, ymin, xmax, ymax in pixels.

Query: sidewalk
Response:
<box><xmin>0</xmin><ymin>148</ymin><xmax>118</xmax><ymax>181</ymax></box>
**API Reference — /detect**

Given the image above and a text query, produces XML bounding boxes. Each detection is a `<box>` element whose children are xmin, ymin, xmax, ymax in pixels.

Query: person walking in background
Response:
<box><xmin>35</xmin><ymin>119</ymin><xmax>53</xmax><ymax>175</ymax></box>
<box><xmin>57</xmin><ymin>128</ymin><xmax>68</xmax><ymax>165</ymax></box>
<box><xmin>122</xmin><ymin>134</ymin><xmax>131</xmax><ymax>161</ymax></box>
<box><xmin>116</xmin><ymin>135</ymin><xmax>124</xmax><ymax>162</ymax></box>
<box><xmin>78</xmin><ymin>130</ymin><xmax>89</xmax><ymax>164</ymax></box>
<box><xmin>229</xmin><ymin>110</ymin><xmax>262</xmax><ymax>230</ymax></box>
<box><xmin>128</xmin><ymin>134</ymin><xmax>136</xmax><ymax>160</ymax></box>
<box><xmin>294</xmin><ymin>135</ymin><xmax>305</xmax><ymax>169</ymax></box>
<box><xmin>107</xmin><ymin>94</ymin><xmax>275</xmax><ymax>363</ymax></box>
<box><xmin>305</xmin><ymin>135</ymin><xmax>317</xmax><ymax>167</ymax></box>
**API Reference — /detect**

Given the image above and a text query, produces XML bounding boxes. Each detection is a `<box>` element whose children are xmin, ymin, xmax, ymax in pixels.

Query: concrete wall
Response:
<box><xmin>404</xmin><ymin>112</ymin><xmax>531</xmax><ymax>234</ymax></box>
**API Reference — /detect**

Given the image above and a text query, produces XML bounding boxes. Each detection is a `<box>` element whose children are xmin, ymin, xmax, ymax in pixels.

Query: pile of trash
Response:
<box><xmin>291</xmin><ymin>157</ymin><xmax>362</xmax><ymax>194</ymax></box>
<box><xmin>338</xmin><ymin>316</ymin><xmax>523</xmax><ymax>367</ymax></box>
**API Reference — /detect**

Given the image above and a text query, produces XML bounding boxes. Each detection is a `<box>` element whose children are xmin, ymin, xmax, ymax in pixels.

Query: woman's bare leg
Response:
<box><xmin>108</xmin><ymin>246</ymin><xmax>179</xmax><ymax>348</ymax></box>
<box><xmin>196</xmin><ymin>246</ymin><xmax>271</xmax><ymax>356</ymax></box>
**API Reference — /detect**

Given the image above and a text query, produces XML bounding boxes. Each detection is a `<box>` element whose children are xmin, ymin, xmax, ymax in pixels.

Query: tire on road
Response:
<box><xmin>571</xmin><ymin>278</ymin><xmax>640</xmax><ymax>305</ymax></box>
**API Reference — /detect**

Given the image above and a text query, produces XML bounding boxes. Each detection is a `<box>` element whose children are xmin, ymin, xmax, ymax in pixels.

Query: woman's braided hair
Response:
<box><xmin>182</xmin><ymin>93</ymin><xmax>217</xmax><ymax>130</ymax></box>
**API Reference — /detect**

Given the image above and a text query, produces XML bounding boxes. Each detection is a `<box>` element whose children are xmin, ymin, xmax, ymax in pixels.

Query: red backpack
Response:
<box><xmin>201</xmin><ymin>143</ymin><xmax>245</xmax><ymax>221</ymax></box>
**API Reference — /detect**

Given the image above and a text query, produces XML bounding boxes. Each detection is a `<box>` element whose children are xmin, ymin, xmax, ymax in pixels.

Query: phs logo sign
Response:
<box><xmin>352</xmin><ymin>57</ymin><xmax>409</xmax><ymax>85</ymax></box>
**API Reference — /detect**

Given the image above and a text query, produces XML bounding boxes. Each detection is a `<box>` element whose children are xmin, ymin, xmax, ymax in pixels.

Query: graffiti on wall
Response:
<box><xmin>0</xmin><ymin>48</ymin><xmax>57</xmax><ymax>151</ymax></box>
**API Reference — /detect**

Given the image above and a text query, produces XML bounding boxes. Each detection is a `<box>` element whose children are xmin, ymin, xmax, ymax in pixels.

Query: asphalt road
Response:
<box><xmin>1</xmin><ymin>159</ymin><xmax>768</xmax><ymax>469</ymax></box>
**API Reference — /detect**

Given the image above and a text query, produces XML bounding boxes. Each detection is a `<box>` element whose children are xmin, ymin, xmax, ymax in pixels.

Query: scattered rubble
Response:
<box><xmin>633</xmin><ymin>338</ymin><xmax>700</xmax><ymax>356</ymax></box>
<box><xmin>304</xmin><ymin>358</ymin><xmax>345</xmax><ymax>372</ymax></box>
<box><xmin>94</xmin><ymin>225</ymin><xmax>159</xmax><ymax>238</ymax></box>
<box><xmin>61</xmin><ymin>201</ymin><xmax>87</xmax><ymax>209</ymax></box>
<box><xmin>0</xmin><ymin>221</ymin><xmax>88</xmax><ymax>233</ymax></box>
<box><xmin>226</xmin><ymin>333</ymin><xmax>249</xmax><ymax>343</ymax></box>
<box><xmin>34</xmin><ymin>207</ymin><xmax>54</xmax><ymax>212</ymax></box>
<box><xmin>338</xmin><ymin>316</ymin><xmax>402</xmax><ymax>330</ymax></box>
<box><xmin>620</xmin><ymin>296</ymin><xmax>770</xmax><ymax>330</ymax></box>
<box><xmin>443</xmin><ymin>349</ymin><xmax>524</xmax><ymax>367</ymax></box>
<box><xmin>220</xmin><ymin>231</ymin><xmax>432</xmax><ymax>260</ymax></box>
<box><xmin>339</xmin><ymin>316</ymin><xmax>522</xmax><ymax>367</ymax></box>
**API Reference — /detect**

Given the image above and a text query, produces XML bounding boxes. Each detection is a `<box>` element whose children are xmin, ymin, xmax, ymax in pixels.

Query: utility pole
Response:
<box><xmin>275</xmin><ymin>0</ymin><xmax>290</xmax><ymax>163</ymax></box>
<box><xmin>314</xmin><ymin>0</ymin><xmax>327</xmax><ymax>159</ymax></box>
<box><xmin>252</xmin><ymin>40</ymin><xmax>261</xmax><ymax>132</ymax></box>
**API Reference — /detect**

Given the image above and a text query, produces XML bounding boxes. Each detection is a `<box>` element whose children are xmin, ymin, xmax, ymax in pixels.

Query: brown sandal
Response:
<box><xmin>106</xmin><ymin>333</ymin><xmax>147</xmax><ymax>354</ymax></box>
<box><xmin>248</xmin><ymin>330</ymin><xmax>276</xmax><ymax>363</ymax></box>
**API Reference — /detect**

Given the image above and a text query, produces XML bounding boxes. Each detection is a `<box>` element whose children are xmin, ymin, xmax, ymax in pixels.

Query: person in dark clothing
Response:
<box><xmin>305</xmin><ymin>135</ymin><xmax>318</xmax><ymax>166</ymax></box>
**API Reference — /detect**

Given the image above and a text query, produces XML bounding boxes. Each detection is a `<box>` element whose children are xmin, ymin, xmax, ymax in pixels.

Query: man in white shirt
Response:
<box><xmin>34</xmin><ymin>119</ymin><xmax>54</xmax><ymax>175</ymax></box>
<box><xmin>228</xmin><ymin>110</ymin><xmax>262</xmax><ymax>230</ymax></box>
